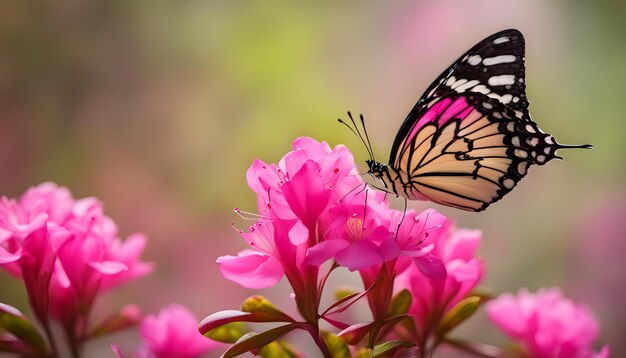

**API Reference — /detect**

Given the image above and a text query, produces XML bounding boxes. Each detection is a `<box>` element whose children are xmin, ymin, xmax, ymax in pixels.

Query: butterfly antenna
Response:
<box><xmin>359</xmin><ymin>114</ymin><xmax>376</xmax><ymax>162</ymax></box>
<box><xmin>348</xmin><ymin>111</ymin><xmax>376</xmax><ymax>161</ymax></box>
<box><xmin>338</xmin><ymin>111</ymin><xmax>375</xmax><ymax>161</ymax></box>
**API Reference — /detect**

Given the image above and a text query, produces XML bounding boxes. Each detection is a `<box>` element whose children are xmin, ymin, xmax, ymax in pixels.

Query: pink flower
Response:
<box><xmin>220</xmin><ymin>137</ymin><xmax>458</xmax><ymax>329</ymax></box>
<box><xmin>218</xmin><ymin>137</ymin><xmax>366</xmax><ymax>290</ymax></box>
<box><xmin>387</xmin><ymin>208</ymin><xmax>449</xmax><ymax>278</ymax></box>
<box><xmin>348</xmin><ymin>209</ymin><xmax>450</xmax><ymax>325</ymax></box>
<box><xmin>394</xmin><ymin>226</ymin><xmax>483</xmax><ymax>343</ymax></box>
<box><xmin>137</xmin><ymin>304</ymin><xmax>219</xmax><ymax>358</ymax></box>
<box><xmin>0</xmin><ymin>182</ymin><xmax>152</xmax><ymax>338</ymax></box>
<box><xmin>486</xmin><ymin>288</ymin><xmax>610</xmax><ymax>358</ymax></box>
<box><xmin>305</xmin><ymin>201</ymin><xmax>392</xmax><ymax>271</ymax></box>
<box><xmin>14</xmin><ymin>216</ymin><xmax>57</xmax><ymax>326</ymax></box>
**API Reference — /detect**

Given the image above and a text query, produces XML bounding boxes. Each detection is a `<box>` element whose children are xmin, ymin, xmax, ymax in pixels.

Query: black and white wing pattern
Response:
<box><xmin>420</xmin><ymin>29</ymin><xmax>528</xmax><ymax>114</ymax></box>
<box><xmin>367</xmin><ymin>29</ymin><xmax>591</xmax><ymax>212</ymax></box>
<box><xmin>390</xmin><ymin>29</ymin><xmax>529</xmax><ymax>165</ymax></box>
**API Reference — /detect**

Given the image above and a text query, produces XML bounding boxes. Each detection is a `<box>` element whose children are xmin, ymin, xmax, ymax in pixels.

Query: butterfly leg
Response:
<box><xmin>339</xmin><ymin>182</ymin><xmax>368</xmax><ymax>203</ymax></box>
<box><xmin>394</xmin><ymin>196</ymin><xmax>408</xmax><ymax>240</ymax></box>
<box><xmin>368</xmin><ymin>181</ymin><xmax>396</xmax><ymax>195</ymax></box>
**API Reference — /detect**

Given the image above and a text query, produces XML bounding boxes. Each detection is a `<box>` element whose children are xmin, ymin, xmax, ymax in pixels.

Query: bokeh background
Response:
<box><xmin>0</xmin><ymin>0</ymin><xmax>624</xmax><ymax>356</ymax></box>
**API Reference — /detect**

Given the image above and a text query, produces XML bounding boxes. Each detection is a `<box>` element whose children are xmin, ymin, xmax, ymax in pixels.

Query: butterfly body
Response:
<box><xmin>357</xmin><ymin>29</ymin><xmax>591</xmax><ymax>212</ymax></box>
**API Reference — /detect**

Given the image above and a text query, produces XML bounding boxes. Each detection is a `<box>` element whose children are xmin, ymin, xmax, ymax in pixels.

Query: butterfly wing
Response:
<box><xmin>390</xmin><ymin>29</ymin><xmax>529</xmax><ymax>166</ymax></box>
<box><xmin>392</xmin><ymin>93</ymin><xmax>560</xmax><ymax>211</ymax></box>
<box><xmin>377</xmin><ymin>29</ymin><xmax>590</xmax><ymax>211</ymax></box>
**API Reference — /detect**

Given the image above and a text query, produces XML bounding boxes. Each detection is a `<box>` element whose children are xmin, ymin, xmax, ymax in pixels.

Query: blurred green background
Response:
<box><xmin>0</xmin><ymin>1</ymin><xmax>624</xmax><ymax>356</ymax></box>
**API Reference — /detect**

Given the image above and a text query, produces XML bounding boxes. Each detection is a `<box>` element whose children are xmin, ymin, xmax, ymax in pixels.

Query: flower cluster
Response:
<box><xmin>0</xmin><ymin>137</ymin><xmax>610</xmax><ymax>358</ymax></box>
<box><xmin>487</xmin><ymin>288</ymin><xmax>609</xmax><ymax>358</ymax></box>
<box><xmin>394</xmin><ymin>226</ymin><xmax>484</xmax><ymax>349</ymax></box>
<box><xmin>217</xmin><ymin>137</ymin><xmax>446</xmax><ymax>312</ymax></box>
<box><xmin>205</xmin><ymin>138</ymin><xmax>479</xmax><ymax>356</ymax></box>
<box><xmin>203</xmin><ymin>137</ymin><xmax>610</xmax><ymax>358</ymax></box>
<box><xmin>0</xmin><ymin>182</ymin><xmax>153</xmax><ymax>356</ymax></box>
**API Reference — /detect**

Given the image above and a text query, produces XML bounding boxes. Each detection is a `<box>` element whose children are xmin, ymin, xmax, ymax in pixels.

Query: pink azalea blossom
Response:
<box><xmin>352</xmin><ymin>208</ymin><xmax>450</xmax><ymax>323</ymax></box>
<box><xmin>305</xmin><ymin>202</ymin><xmax>392</xmax><ymax>271</ymax></box>
<box><xmin>13</xmin><ymin>216</ymin><xmax>57</xmax><ymax>325</ymax></box>
<box><xmin>218</xmin><ymin>137</ymin><xmax>368</xmax><ymax>290</ymax></box>
<box><xmin>112</xmin><ymin>304</ymin><xmax>219</xmax><ymax>358</ymax></box>
<box><xmin>0</xmin><ymin>182</ymin><xmax>152</xmax><ymax>339</ymax></box>
<box><xmin>220</xmin><ymin>137</ymin><xmax>398</xmax><ymax>326</ymax></box>
<box><xmin>386</xmin><ymin>208</ymin><xmax>449</xmax><ymax>278</ymax></box>
<box><xmin>138</xmin><ymin>304</ymin><xmax>219</xmax><ymax>358</ymax></box>
<box><xmin>394</xmin><ymin>226</ymin><xmax>483</xmax><ymax>344</ymax></box>
<box><xmin>486</xmin><ymin>288</ymin><xmax>610</xmax><ymax>358</ymax></box>
<box><xmin>219</xmin><ymin>137</ymin><xmax>457</xmax><ymax>328</ymax></box>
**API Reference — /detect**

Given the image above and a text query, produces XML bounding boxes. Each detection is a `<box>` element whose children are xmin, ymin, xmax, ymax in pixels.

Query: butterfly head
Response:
<box><xmin>366</xmin><ymin>159</ymin><xmax>386</xmax><ymax>178</ymax></box>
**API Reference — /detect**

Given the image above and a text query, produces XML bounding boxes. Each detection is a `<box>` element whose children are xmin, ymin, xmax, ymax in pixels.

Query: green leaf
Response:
<box><xmin>205</xmin><ymin>322</ymin><xmax>248</xmax><ymax>343</ymax></box>
<box><xmin>322</xmin><ymin>291</ymin><xmax>363</xmax><ymax>316</ymax></box>
<box><xmin>436</xmin><ymin>296</ymin><xmax>484</xmax><ymax>336</ymax></box>
<box><xmin>241</xmin><ymin>295</ymin><xmax>294</xmax><ymax>322</ymax></box>
<box><xmin>277</xmin><ymin>340</ymin><xmax>302</xmax><ymax>357</ymax></box>
<box><xmin>323</xmin><ymin>279</ymin><xmax>379</xmax><ymax>317</ymax></box>
<box><xmin>258</xmin><ymin>339</ymin><xmax>303</xmax><ymax>358</ymax></box>
<box><xmin>442</xmin><ymin>337</ymin><xmax>505</xmax><ymax>357</ymax></box>
<box><xmin>354</xmin><ymin>348</ymin><xmax>371</xmax><ymax>358</ymax></box>
<box><xmin>381</xmin><ymin>314</ymin><xmax>409</xmax><ymax>331</ymax></box>
<box><xmin>199</xmin><ymin>310</ymin><xmax>252</xmax><ymax>336</ymax></box>
<box><xmin>371</xmin><ymin>340</ymin><xmax>415</xmax><ymax>357</ymax></box>
<box><xmin>386</xmin><ymin>289</ymin><xmax>412</xmax><ymax>317</ymax></box>
<box><xmin>0</xmin><ymin>303</ymin><xmax>47</xmax><ymax>353</ymax></box>
<box><xmin>334</xmin><ymin>287</ymin><xmax>358</xmax><ymax>301</ymax></box>
<box><xmin>199</xmin><ymin>297</ymin><xmax>294</xmax><ymax>337</ymax></box>
<box><xmin>0</xmin><ymin>334</ymin><xmax>39</xmax><ymax>354</ymax></box>
<box><xmin>469</xmin><ymin>289</ymin><xmax>494</xmax><ymax>301</ymax></box>
<box><xmin>337</xmin><ymin>321</ymin><xmax>374</xmax><ymax>345</ymax></box>
<box><xmin>221</xmin><ymin>323</ymin><xmax>299</xmax><ymax>358</ymax></box>
<box><xmin>321</xmin><ymin>331</ymin><xmax>351</xmax><ymax>358</ymax></box>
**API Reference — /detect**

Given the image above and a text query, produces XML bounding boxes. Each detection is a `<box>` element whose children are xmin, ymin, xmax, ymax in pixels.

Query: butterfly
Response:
<box><xmin>340</xmin><ymin>29</ymin><xmax>591</xmax><ymax>212</ymax></box>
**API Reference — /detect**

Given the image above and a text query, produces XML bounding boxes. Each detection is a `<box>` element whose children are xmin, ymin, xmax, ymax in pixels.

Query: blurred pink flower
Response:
<box><xmin>137</xmin><ymin>304</ymin><xmax>218</xmax><ymax>358</ymax></box>
<box><xmin>13</xmin><ymin>216</ymin><xmax>57</xmax><ymax>326</ymax></box>
<box><xmin>394</xmin><ymin>226</ymin><xmax>483</xmax><ymax>344</ymax></box>
<box><xmin>486</xmin><ymin>288</ymin><xmax>610</xmax><ymax>358</ymax></box>
<box><xmin>0</xmin><ymin>182</ymin><xmax>153</xmax><ymax>340</ymax></box>
<box><xmin>112</xmin><ymin>304</ymin><xmax>218</xmax><ymax>358</ymax></box>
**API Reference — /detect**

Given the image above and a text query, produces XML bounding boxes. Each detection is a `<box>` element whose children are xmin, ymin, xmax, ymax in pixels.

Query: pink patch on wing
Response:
<box><xmin>403</xmin><ymin>97</ymin><xmax>474</xmax><ymax>151</ymax></box>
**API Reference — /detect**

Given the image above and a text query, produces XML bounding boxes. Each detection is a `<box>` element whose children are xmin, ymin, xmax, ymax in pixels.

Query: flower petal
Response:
<box><xmin>304</xmin><ymin>240</ymin><xmax>350</xmax><ymax>267</ymax></box>
<box><xmin>378</xmin><ymin>238</ymin><xmax>400</xmax><ymax>262</ymax></box>
<box><xmin>414</xmin><ymin>253</ymin><xmax>446</xmax><ymax>280</ymax></box>
<box><xmin>288</xmin><ymin>220</ymin><xmax>309</xmax><ymax>245</ymax></box>
<box><xmin>217</xmin><ymin>252</ymin><xmax>283</xmax><ymax>289</ymax></box>
<box><xmin>246</xmin><ymin>159</ymin><xmax>280</xmax><ymax>195</ymax></box>
<box><xmin>90</xmin><ymin>261</ymin><xmax>128</xmax><ymax>275</ymax></box>
<box><xmin>442</xmin><ymin>229</ymin><xmax>481</xmax><ymax>262</ymax></box>
<box><xmin>336</xmin><ymin>240</ymin><xmax>382</xmax><ymax>271</ymax></box>
<box><xmin>281</xmin><ymin>161</ymin><xmax>330</xmax><ymax>226</ymax></box>
<box><xmin>0</xmin><ymin>246</ymin><xmax>22</xmax><ymax>264</ymax></box>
